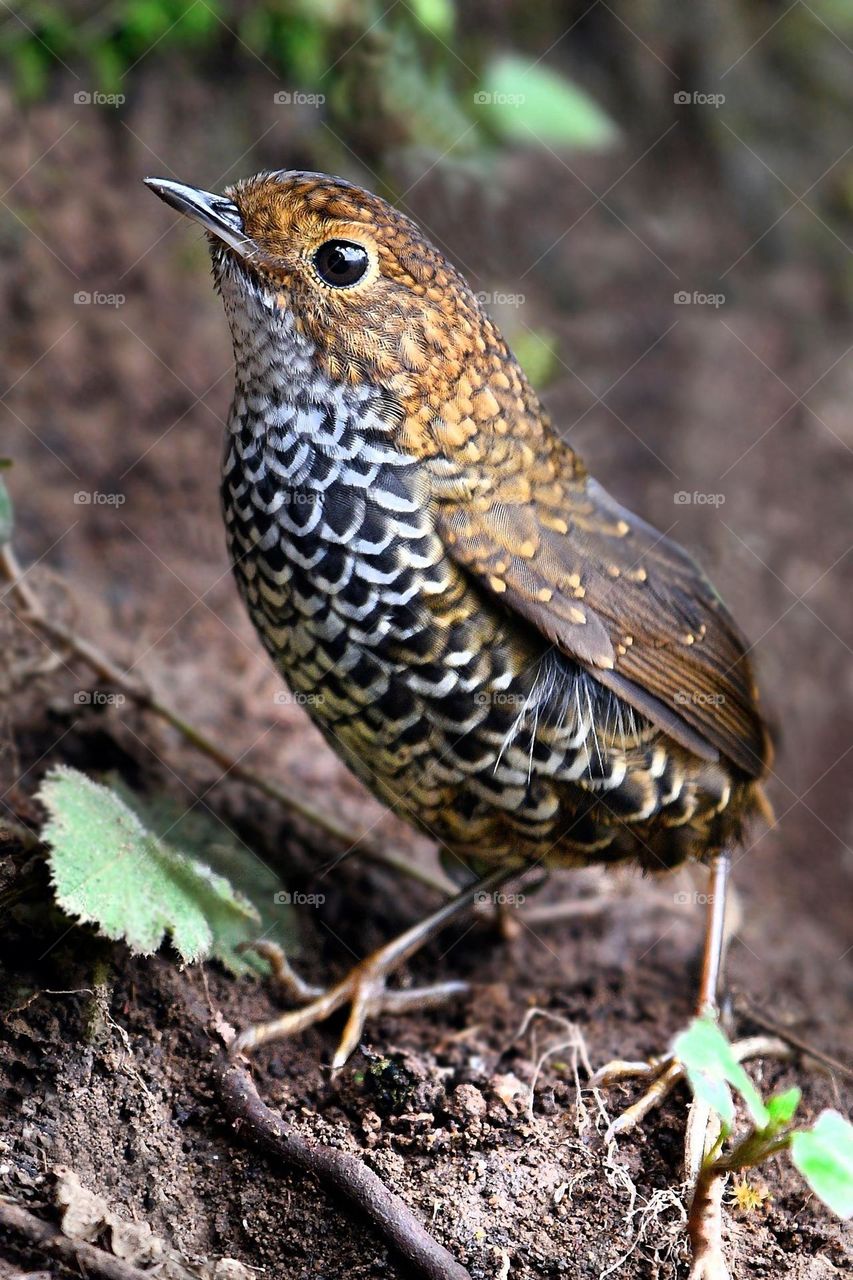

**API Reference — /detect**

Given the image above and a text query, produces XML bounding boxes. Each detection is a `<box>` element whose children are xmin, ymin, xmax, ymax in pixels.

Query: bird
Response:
<box><xmin>144</xmin><ymin>170</ymin><xmax>772</xmax><ymax>1130</ymax></box>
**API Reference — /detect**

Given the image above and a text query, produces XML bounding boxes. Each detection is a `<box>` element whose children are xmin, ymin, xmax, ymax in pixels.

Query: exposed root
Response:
<box><xmin>687</xmin><ymin>1168</ymin><xmax>731</xmax><ymax>1280</ymax></box>
<box><xmin>509</xmin><ymin>1006</ymin><xmax>613</xmax><ymax>1135</ymax></box>
<box><xmin>598</xmin><ymin>1185</ymin><xmax>688</xmax><ymax>1280</ymax></box>
<box><xmin>212</xmin><ymin>1056</ymin><xmax>472</xmax><ymax>1280</ymax></box>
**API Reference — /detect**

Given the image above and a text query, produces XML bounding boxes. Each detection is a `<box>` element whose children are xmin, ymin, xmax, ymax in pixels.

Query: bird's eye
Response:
<box><xmin>312</xmin><ymin>239</ymin><xmax>370</xmax><ymax>288</ymax></box>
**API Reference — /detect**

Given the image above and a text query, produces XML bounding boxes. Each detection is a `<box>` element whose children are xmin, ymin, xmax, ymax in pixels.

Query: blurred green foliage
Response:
<box><xmin>4</xmin><ymin>0</ymin><xmax>617</xmax><ymax>163</ymax></box>
<box><xmin>5</xmin><ymin>1</ymin><xmax>851</xmax><ymax>289</ymax></box>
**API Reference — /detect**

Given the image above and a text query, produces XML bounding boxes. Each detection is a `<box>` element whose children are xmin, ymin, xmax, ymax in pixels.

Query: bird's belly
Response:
<box><xmin>222</xmin><ymin>447</ymin><xmax>738</xmax><ymax>874</ymax></box>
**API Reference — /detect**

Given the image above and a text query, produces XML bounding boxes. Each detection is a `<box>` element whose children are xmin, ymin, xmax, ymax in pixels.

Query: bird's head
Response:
<box><xmin>144</xmin><ymin>170</ymin><xmax>527</xmax><ymax>427</ymax></box>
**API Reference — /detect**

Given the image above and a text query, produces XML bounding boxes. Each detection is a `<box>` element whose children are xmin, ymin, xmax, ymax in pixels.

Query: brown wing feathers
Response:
<box><xmin>436</xmin><ymin>467</ymin><xmax>770</xmax><ymax>779</ymax></box>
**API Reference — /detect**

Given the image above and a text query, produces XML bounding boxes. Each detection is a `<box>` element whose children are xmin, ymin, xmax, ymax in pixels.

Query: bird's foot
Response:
<box><xmin>230</xmin><ymin>939</ymin><xmax>468</xmax><ymax>1070</ymax></box>
<box><xmin>591</xmin><ymin>1033</ymin><xmax>790</xmax><ymax>1177</ymax></box>
<box><xmin>591</xmin><ymin>1052</ymin><xmax>686</xmax><ymax>1141</ymax></box>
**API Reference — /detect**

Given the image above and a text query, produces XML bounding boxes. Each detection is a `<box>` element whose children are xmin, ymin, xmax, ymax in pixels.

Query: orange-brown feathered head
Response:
<box><xmin>145</xmin><ymin>170</ymin><xmax>510</xmax><ymax>404</ymax></box>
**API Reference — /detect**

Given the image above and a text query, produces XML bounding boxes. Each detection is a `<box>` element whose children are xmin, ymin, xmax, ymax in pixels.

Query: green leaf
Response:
<box><xmin>476</xmin><ymin>55</ymin><xmax>618</xmax><ymax>150</ymax></box>
<box><xmin>766</xmin><ymin>1086</ymin><xmax>802</xmax><ymax>1132</ymax></box>
<box><xmin>13</xmin><ymin>40</ymin><xmax>50</xmax><ymax>102</ymax></box>
<box><xmin>109</xmin><ymin>776</ymin><xmax>298</xmax><ymax>972</ymax></box>
<box><xmin>38</xmin><ymin>766</ymin><xmax>265</xmax><ymax>971</ymax></box>
<box><xmin>511</xmin><ymin>326</ymin><xmax>559</xmax><ymax>389</ymax></box>
<box><xmin>791</xmin><ymin>1110</ymin><xmax>853</xmax><ymax>1219</ymax></box>
<box><xmin>0</xmin><ymin>474</ymin><xmax>12</xmax><ymax>545</ymax></box>
<box><xmin>410</xmin><ymin>0</ymin><xmax>454</xmax><ymax>38</ymax></box>
<box><xmin>674</xmin><ymin>1016</ymin><xmax>770</xmax><ymax>1131</ymax></box>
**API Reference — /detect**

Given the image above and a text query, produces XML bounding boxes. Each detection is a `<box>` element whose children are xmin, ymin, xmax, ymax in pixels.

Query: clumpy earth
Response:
<box><xmin>1</xmin><ymin>69</ymin><xmax>851</xmax><ymax>1279</ymax></box>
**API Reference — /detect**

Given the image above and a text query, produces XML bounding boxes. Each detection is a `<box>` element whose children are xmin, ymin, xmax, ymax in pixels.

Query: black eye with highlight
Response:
<box><xmin>313</xmin><ymin>240</ymin><xmax>370</xmax><ymax>288</ymax></box>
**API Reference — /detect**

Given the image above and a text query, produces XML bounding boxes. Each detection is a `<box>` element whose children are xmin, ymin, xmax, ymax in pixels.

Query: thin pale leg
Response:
<box><xmin>592</xmin><ymin>852</ymin><xmax>788</xmax><ymax>1165</ymax></box>
<box><xmin>232</xmin><ymin>866</ymin><xmax>518</xmax><ymax>1069</ymax></box>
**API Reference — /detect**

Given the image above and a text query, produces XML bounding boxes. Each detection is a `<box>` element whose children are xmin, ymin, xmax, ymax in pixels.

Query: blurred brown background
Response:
<box><xmin>1</xmin><ymin>4</ymin><xmax>851</xmax><ymax>1277</ymax></box>
<box><xmin>3</xmin><ymin>0</ymin><xmax>851</xmax><ymax>966</ymax></box>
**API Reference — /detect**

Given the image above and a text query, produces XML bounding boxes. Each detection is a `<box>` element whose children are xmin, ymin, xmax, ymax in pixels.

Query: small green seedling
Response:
<box><xmin>674</xmin><ymin>1016</ymin><xmax>853</xmax><ymax>1279</ymax></box>
<box><xmin>675</xmin><ymin>1016</ymin><xmax>853</xmax><ymax>1218</ymax></box>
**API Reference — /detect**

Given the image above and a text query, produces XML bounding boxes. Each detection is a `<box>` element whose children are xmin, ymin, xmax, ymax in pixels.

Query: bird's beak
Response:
<box><xmin>144</xmin><ymin>177</ymin><xmax>250</xmax><ymax>258</ymax></box>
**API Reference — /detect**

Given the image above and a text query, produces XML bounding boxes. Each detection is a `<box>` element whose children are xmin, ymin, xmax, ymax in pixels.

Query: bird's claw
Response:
<box><xmin>231</xmin><ymin>940</ymin><xmax>467</xmax><ymax>1069</ymax></box>
<box><xmin>592</xmin><ymin>1033</ymin><xmax>792</xmax><ymax>1181</ymax></box>
<box><xmin>591</xmin><ymin>1054</ymin><xmax>686</xmax><ymax>1141</ymax></box>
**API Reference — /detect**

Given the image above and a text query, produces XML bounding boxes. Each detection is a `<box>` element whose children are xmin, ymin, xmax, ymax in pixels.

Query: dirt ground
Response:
<box><xmin>1</xmin><ymin>72</ymin><xmax>852</xmax><ymax>1279</ymax></box>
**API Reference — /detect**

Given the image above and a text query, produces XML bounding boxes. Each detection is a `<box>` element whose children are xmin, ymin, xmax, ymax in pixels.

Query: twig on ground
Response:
<box><xmin>0</xmin><ymin>1198</ymin><xmax>153</xmax><ymax>1280</ymax></box>
<box><xmin>0</xmin><ymin>542</ymin><xmax>453</xmax><ymax>898</ymax></box>
<box><xmin>733</xmin><ymin>993</ymin><xmax>853</xmax><ymax>1079</ymax></box>
<box><xmin>212</xmin><ymin>1056</ymin><xmax>472</xmax><ymax>1280</ymax></box>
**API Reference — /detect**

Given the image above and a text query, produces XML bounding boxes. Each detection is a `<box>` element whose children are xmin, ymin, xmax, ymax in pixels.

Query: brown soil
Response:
<box><xmin>1</xmin><ymin>71</ymin><xmax>851</xmax><ymax>1280</ymax></box>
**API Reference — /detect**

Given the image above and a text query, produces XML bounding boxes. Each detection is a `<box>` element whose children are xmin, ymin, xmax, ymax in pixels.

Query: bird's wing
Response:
<box><xmin>432</xmin><ymin>435</ymin><xmax>770</xmax><ymax>777</ymax></box>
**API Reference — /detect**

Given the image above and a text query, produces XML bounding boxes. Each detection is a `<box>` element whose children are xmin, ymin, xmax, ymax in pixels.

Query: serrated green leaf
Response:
<box><xmin>38</xmin><ymin>766</ymin><xmax>261</xmax><ymax>970</ymax></box>
<box><xmin>476</xmin><ymin>56</ymin><xmax>618</xmax><ymax>150</ymax></box>
<box><xmin>0</xmin><ymin>475</ymin><xmax>13</xmax><ymax>545</ymax></box>
<box><xmin>674</xmin><ymin>1016</ymin><xmax>770</xmax><ymax>1130</ymax></box>
<box><xmin>766</xmin><ymin>1086</ymin><xmax>801</xmax><ymax>1131</ymax></box>
<box><xmin>791</xmin><ymin>1110</ymin><xmax>853</xmax><ymax>1219</ymax></box>
<box><xmin>109</xmin><ymin>776</ymin><xmax>298</xmax><ymax>973</ymax></box>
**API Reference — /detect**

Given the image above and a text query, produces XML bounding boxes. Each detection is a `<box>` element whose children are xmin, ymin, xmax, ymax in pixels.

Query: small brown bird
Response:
<box><xmin>145</xmin><ymin>171</ymin><xmax>771</xmax><ymax>1121</ymax></box>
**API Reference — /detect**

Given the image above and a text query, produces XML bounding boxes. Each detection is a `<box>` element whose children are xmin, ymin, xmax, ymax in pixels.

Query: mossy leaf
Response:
<box><xmin>38</xmin><ymin>766</ymin><xmax>263</xmax><ymax>971</ymax></box>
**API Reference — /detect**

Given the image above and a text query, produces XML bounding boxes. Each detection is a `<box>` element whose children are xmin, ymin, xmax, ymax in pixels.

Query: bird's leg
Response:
<box><xmin>232</xmin><ymin>866</ymin><xmax>519</xmax><ymax>1070</ymax></box>
<box><xmin>592</xmin><ymin>851</ymin><xmax>788</xmax><ymax>1169</ymax></box>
